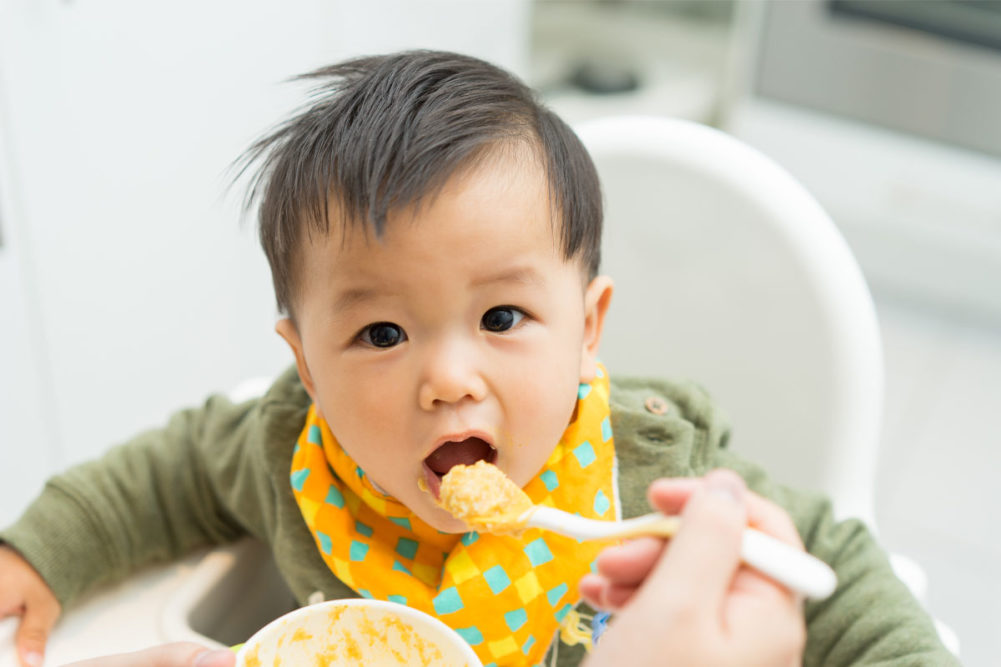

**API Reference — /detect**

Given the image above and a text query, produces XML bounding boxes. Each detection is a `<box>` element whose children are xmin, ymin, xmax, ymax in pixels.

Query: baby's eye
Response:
<box><xmin>481</xmin><ymin>307</ymin><xmax>525</xmax><ymax>333</ymax></box>
<box><xmin>359</xmin><ymin>322</ymin><xmax>407</xmax><ymax>348</ymax></box>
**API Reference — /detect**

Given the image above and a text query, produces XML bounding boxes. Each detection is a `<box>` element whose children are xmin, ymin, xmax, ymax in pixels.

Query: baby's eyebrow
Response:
<box><xmin>472</xmin><ymin>266</ymin><xmax>544</xmax><ymax>288</ymax></box>
<box><xmin>332</xmin><ymin>286</ymin><xmax>390</xmax><ymax>312</ymax></box>
<box><xmin>332</xmin><ymin>267</ymin><xmax>542</xmax><ymax>312</ymax></box>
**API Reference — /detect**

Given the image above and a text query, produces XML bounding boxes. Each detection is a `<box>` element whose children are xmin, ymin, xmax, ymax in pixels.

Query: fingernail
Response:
<box><xmin>22</xmin><ymin>651</ymin><xmax>43</xmax><ymax>667</ymax></box>
<box><xmin>706</xmin><ymin>471</ymin><xmax>744</xmax><ymax>504</ymax></box>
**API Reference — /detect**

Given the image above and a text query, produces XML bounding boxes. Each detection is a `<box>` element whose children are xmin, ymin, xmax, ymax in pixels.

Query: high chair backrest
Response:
<box><xmin>575</xmin><ymin>116</ymin><xmax>883</xmax><ymax>528</ymax></box>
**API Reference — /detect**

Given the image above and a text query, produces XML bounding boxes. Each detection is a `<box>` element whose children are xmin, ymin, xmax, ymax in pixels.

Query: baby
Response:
<box><xmin>0</xmin><ymin>51</ymin><xmax>956</xmax><ymax>667</ymax></box>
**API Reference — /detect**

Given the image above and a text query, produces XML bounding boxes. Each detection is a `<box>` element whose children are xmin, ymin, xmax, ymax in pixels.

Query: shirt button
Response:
<box><xmin>644</xmin><ymin>396</ymin><xmax>668</xmax><ymax>415</ymax></box>
<box><xmin>308</xmin><ymin>591</ymin><xmax>325</xmax><ymax>605</ymax></box>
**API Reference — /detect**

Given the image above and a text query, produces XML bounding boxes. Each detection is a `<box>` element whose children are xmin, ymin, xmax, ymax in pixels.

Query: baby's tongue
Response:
<box><xmin>426</xmin><ymin>438</ymin><xmax>493</xmax><ymax>475</ymax></box>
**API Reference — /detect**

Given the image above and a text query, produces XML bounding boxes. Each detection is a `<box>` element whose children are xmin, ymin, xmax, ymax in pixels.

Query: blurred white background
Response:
<box><xmin>0</xmin><ymin>0</ymin><xmax>531</xmax><ymax>508</ymax></box>
<box><xmin>1</xmin><ymin>1</ymin><xmax>998</xmax><ymax>664</ymax></box>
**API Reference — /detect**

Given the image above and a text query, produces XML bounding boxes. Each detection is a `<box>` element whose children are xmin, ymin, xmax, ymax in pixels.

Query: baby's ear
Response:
<box><xmin>276</xmin><ymin>318</ymin><xmax>318</xmax><ymax>401</ymax></box>
<box><xmin>580</xmin><ymin>275</ymin><xmax>614</xmax><ymax>382</ymax></box>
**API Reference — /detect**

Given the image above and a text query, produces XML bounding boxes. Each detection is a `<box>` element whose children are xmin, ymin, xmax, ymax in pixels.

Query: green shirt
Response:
<box><xmin>0</xmin><ymin>366</ymin><xmax>958</xmax><ymax>665</ymax></box>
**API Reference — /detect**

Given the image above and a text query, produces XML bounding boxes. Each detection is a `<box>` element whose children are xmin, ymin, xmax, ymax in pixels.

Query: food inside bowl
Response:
<box><xmin>236</xmin><ymin>599</ymin><xmax>480</xmax><ymax>666</ymax></box>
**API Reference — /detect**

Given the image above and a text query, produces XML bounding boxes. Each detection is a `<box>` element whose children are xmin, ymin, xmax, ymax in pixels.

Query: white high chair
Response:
<box><xmin>575</xmin><ymin>115</ymin><xmax>959</xmax><ymax>655</ymax></box>
<box><xmin>576</xmin><ymin>115</ymin><xmax>883</xmax><ymax>527</ymax></box>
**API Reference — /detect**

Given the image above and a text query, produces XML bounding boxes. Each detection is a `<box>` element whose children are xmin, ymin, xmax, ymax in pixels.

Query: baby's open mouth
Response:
<box><xmin>423</xmin><ymin>437</ymin><xmax>497</xmax><ymax>500</ymax></box>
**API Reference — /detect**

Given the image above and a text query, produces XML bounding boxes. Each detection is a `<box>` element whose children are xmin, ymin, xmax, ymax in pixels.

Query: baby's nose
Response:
<box><xmin>418</xmin><ymin>344</ymin><xmax>488</xmax><ymax>409</ymax></box>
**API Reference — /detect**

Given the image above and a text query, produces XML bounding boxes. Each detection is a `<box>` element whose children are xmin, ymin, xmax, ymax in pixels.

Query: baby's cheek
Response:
<box><xmin>524</xmin><ymin>376</ymin><xmax>583</xmax><ymax>469</ymax></box>
<box><xmin>507</xmin><ymin>430</ymin><xmax>563</xmax><ymax>488</ymax></box>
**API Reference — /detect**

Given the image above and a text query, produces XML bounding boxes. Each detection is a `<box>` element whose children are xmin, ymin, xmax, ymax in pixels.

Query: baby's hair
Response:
<box><xmin>236</xmin><ymin>50</ymin><xmax>602</xmax><ymax>319</ymax></box>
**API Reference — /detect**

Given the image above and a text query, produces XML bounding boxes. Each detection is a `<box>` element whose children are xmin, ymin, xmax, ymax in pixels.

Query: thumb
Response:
<box><xmin>16</xmin><ymin>596</ymin><xmax>59</xmax><ymax>667</ymax></box>
<box><xmin>646</xmin><ymin>469</ymin><xmax>748</xmax><ymax>609</ymax></box>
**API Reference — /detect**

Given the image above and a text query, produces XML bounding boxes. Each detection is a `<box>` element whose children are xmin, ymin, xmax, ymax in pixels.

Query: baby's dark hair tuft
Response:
<box><xmin>235</xmin><ymin>50</ymin><xmax>602</xmax><ymax>318</ymax></box>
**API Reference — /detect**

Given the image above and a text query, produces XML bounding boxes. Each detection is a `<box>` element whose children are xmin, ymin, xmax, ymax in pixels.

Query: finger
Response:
<box><xmin>649</xmin><ymin>476</ymin><xmax>803</xmax><ymax>548</ymax></box>
<box><xmin>744</xmin><ymin>492</ymin><xmax>803</xmax><ymax>548</ymax></box>
<box><xmin>646</xmin><ymin>477</ymin><xmax>702</xmax><ymax>516</ymax></box>
<box><xmin>191</xmin><ymin>648</ymin><xmax>236</xmax><ymax>667</ymax></box>
<box><xmin>721</xmin><ymin>491</ymin><xmax>808</xmax><ymax>603</ymax></box>
<box><xmin>594</xmin><ymin>537</ymin><xmax>665</xmax><ymax>586</ymax></box>
<box><xmin>578</xmin><ymin>573</ymin><xmax>607</xmax><ymax>610</ymax></box>
<box><xmin>653</xmin><ymin>480</ymin><xmax>804</xmax><ymax>601</ymax></box>
<box><xmin>645</xmin><ymin>469</ymin><xmax>748</xmax><ymax>609</ymax></box>
<box><xmin>727</xmin><ymin>569</ymin><xmax>807</xmax><ymax>662</ymax></box>
<box><xmin>578</xmin><ymin>573</ymin><xmax>639</xmax><ymax>613</ymax></box>
<box><xmin>729</xmin><ymin>564</ymin><xmax>798</xmax><ymax>603</ymax></box>
<box><xmin>64</xmin><ymin>642</ymin><xmax>235</xmax><ymax>667</ymax></box>
<box><xmin>0</xmin><ymin>593</ymin><xmax>24</xmax><ymax>619</ymax></box>
<box><xmin>143</xmin><ymin>642</ymin><xmax>211</xmax><ymax>667</ymax></box>
<box><xmin>601</xmin><ymin>582</ymin><xmax>639</xmax><ymax>611</ymax></box>
<box><xmin>16</xmin><ymin>596</ymin><xmax>59</xmax><ymax>667</ymax></box>
<box><xmin>0</xmin><ymin>577</ymin><xmax>26</xmax><ymax>619</ymax></box>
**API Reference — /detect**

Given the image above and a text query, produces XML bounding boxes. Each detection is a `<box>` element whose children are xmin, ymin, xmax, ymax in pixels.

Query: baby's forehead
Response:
<box><xmin>320</xmin><ymin>152</ymin><xmax>559</xmax><ymax>248</ymax></box>
<box><xmin>302</xmin><ymin>205</ymin><xmax>577</xmax><ymax>288</ymax></box>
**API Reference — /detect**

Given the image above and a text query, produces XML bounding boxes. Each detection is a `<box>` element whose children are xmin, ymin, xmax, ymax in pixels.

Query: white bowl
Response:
<box><xmin>234</xmin><ymin>598</ymin><xmax>482</xmax><ymax>666</ymax></box>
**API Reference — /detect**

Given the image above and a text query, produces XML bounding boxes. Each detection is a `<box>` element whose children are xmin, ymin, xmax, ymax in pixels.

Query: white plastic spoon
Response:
<box><xmin>436</xmin><ymin>461</ymin><xmax>837</xmax><ymax>600</ymax></box>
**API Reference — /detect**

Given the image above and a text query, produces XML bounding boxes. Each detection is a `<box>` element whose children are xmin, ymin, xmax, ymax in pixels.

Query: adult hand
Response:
<box><xmin>0</xmin><ymin>546</ymin><xmax>61</xmax><ymax>667</ymax></box>
<box><xmin>580</xmin><ymin>469</ymin><xmax>806</xmax><ymax>667</ymax></box>
<box><xmin>64</xmin><ymin>642</ymin><xmax>235</xmax><ymax>667</ymax></box>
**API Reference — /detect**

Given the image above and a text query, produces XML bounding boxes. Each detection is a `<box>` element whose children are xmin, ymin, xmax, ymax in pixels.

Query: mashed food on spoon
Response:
<box><xmin>437</xmin><ymin>460</ymin><xmax>534</xmax><ymax>536</ymax></box>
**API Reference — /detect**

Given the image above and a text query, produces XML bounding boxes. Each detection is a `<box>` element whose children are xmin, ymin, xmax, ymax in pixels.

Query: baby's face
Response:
<box><xmin>280</xmin><ymin>148</ymin><xmax>611</xmax><ymax>532</ymax></box>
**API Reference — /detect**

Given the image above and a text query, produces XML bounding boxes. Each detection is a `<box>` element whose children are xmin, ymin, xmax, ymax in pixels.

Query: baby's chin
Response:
<box><xmin>365</xmin><ymin>474</ymin><xmax>467</xmax><ymax>533</ymax></box>
<box><xmin>408</xmin><ymin>488</ymin><xmax>471</xmax><ymax>534</ymax></box>
<box><xmin>422</xmin><ymin>504</ymin><xmax>472</xmax><ymax>534</ymax></box>
<box><xmin>426</xmin><ymin>515</ymin><xmax>471</xmax><ymax>535</ymax></box>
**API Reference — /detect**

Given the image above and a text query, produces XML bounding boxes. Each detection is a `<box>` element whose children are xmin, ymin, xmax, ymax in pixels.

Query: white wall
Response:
<box><xmin>0</xmin><ymin>0</ymin><xmax>530</xmax><ymax>525</ymax></box>
<box><xmin>0</xmin><ymin>117</ymin><xmax>57</xmax><ymax>527</ymax></box>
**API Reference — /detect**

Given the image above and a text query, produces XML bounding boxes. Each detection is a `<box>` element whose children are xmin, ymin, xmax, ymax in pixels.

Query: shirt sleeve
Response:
<box><xmin>0</xmin><ymin>391</ymin><xmax>270</xmax><ymax>608</ymax></box>
<box><xmin>714</xmin><ymin>449</ymin><xmax>961</xmax><ymax>666</ymax></box>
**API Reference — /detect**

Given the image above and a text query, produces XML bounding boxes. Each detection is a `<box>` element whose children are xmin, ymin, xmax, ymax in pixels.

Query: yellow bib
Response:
<box><xmin>290</xmin><ymin>366</ymin><xmax>617</xmax><ymax>666</ymax></box>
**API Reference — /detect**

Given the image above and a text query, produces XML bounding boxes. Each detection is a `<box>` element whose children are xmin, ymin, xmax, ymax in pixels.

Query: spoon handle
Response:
<box><xmin>526</xmin><ymin>507</ymin><xmax>679</xmax><ymax>540</ymax></box>
<box><xmin>601</xmin><ymin>512</ymin><xmax>681</xmax><ymax>539</ymax></box>
<box><xmin>525</xmin><ymin>507</ymin><xmax>837</xmax><ymax>599</ymax></box>
<box><xmin>741</xmin><ymin>527</ymin><xmax>837</xmax><ymax>599</ymax></box>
